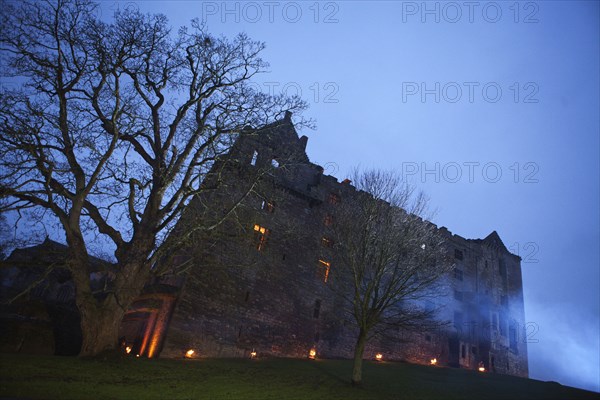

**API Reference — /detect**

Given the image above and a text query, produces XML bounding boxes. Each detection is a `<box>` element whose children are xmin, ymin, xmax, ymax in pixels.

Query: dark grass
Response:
<box><xmin>1</xmin><ymin>354</ymin><xmax>597</xmax><ymax>400</ymax></box>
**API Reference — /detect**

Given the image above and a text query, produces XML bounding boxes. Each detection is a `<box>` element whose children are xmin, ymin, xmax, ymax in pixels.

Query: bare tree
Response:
<box><xmin>329</xmin><ymin>169</ymin><xmax>452</xmax><ymax>385</ymax></box>
<box><xmin>0</xmin><ymin>0</ymin><xmax>309</xmax><ymax>356</ymax></box>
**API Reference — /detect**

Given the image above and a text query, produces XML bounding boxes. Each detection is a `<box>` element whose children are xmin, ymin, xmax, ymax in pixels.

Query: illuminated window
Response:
<box><xmin>271</xmin><ymin>158</ymin><xmax>279</xmax><ymax>168</ymax></box>
<box><xmin>323</xmin><ymin>214</ymin><xmax>333</xmax><ymax>226</ymax></box>
<box><xmin>261</xmin><ymin>200</ymin><xmax>275</xmax><ymax>213</ymax></box>
<box><xmin>321</xmin><ymin>237</ymin><xmax>333</xmax><ymax>248</ymax></box>
<box><xmin>328</xmin><ymin>193</ymin><xmax>340</xmax><ymax>205</ymax></box>
<box><xmin>317</xmin><ymin>260</ymin><xmax>331</xmax><ymax>283</ymax></box>
<box><xmin>253</xmin><ymin>224</ymin><xmax>270</xmax><ymax>251</ymax></box>
<box><xmin>250</xmin><ymin>150</ymin><xmax>258</xmax><ymax>166</ymax></box>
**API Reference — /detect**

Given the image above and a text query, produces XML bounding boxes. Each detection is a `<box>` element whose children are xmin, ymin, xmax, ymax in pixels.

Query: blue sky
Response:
<box><xmin>97</xmin><ymin>0</ymin><xmax>597</xmax><ymax>392</ymax></box>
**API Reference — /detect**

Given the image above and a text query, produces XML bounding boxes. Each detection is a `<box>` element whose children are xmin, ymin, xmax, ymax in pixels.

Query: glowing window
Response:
<box><xmin>318</xmin><ymin>260</ymin><xmax>331</xmax><ymax>283</ymax></box>
<box><xmin>250</xmin><ymin>150</ymin><xmax>258</xmax><ymax>166</ymax></box>
<box><xmin>271</xmin><ymin>159</ymin><xmax>279</xmax><ymax>168</ymax></box>
<box><xmin>253</xmin><ymin>224</ymin><xmax>270</xmax><ymax>251</ymax></box>
<box><xmin>323</xmin><ymin>214</ymin><xmax>333</xmax><ymax>226</ymax></box>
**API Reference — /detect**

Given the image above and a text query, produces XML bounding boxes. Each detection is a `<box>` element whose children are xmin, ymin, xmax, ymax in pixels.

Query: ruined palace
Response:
<box><xmin>1</xmin><ymin>113</ymin><xmax>528</xmax><ymax>377</ymax></box>
<box><xmin>119</xmin><ymin>113</ymin><xmax>528</xmax><ymax>377</ymax></box>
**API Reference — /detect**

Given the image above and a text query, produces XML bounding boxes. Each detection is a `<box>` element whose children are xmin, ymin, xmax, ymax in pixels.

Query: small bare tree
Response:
<box><xmin>0</xmin><ymin>0</ymin><xmax>308</xmax><ymax>356</ymax></box>
<box><xmin>329</xmin><ymin>169</ymin><xmax>452</xmax><ymax>385</ymax></box>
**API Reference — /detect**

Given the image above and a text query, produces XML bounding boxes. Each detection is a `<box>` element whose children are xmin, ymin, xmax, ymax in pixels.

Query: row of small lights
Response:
<box><xmin>180</xmin><ymin>347</ymin><xmax>484</xmax><ymax>372</ymax></box>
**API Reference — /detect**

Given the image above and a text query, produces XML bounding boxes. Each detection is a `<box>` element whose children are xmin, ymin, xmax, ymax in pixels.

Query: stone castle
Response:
<box><xmin>1</xmin><ymin>113</ymin><xmax>528</xmax><ymax>377</ymax></box>
<box><xmin>121</xmin><ymin>113</ymin><xmax>529</xmax><ymax>377</ymax></box>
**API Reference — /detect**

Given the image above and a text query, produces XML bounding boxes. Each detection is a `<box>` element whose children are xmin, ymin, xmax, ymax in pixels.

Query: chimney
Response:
<box><xmin>284</xmin><ymin>110</ymin><xmax>292</xmax><ymax>122</ymax></box>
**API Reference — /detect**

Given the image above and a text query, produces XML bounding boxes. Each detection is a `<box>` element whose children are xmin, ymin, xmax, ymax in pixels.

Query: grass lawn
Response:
<box><xmin>0</xmin><ymin>354</ymin><xmax>597</xmax><ymax>400</ymax></box>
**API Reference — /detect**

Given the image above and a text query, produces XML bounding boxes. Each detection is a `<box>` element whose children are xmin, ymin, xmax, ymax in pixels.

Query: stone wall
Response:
<box><xmin>155</xmin><ymin>115</ymin><xmax>528</xmax><ymax>378</ymax></box>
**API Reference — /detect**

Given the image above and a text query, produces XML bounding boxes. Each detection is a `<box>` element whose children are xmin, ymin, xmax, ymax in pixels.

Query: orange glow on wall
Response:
<box><xmin>375</xmin><ymin>353</ymin><xmax>383</xmax><ymax>361</ymax></box>
<box><xmin>309</xmin><ymin>348</ymin><xmax>317</xmax><ymax>359</ymax></box>
<box><xmin>147</xmin><ymin>296</ymin><xmax>176</xmax><ymax>358</ymax></box>
<box><xmin>253</xmin><ymin>224</ymin><xmax>270</xmax><ymax>251</ymax></box>
<box><xmin>430</xmin><ymin>358</ymin><xmax>437</xmax><ymax>365</ymax></box>
<box><xmin>138</xmin><ymin>311</ymin><xmax>158</xmax><ymax>357</ymax></box>
<box><xmin>185</xmin><ymin>349</ymin><xmax>195</xmax><ymax>358</ymax></box>
<box><xmin>318</xmin><ymin>260</ymin><xmax>330</xmax><ymax>283</ymax></box>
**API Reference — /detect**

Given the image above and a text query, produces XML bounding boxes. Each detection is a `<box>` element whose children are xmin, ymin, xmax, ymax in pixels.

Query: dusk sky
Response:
<box><xmin>91</xmin><ymin>0</ymin><xmax>597</xmax><ymax>392</ymax></box>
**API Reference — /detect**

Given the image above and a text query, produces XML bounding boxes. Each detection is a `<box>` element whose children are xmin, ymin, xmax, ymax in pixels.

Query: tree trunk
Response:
<box><xmin>78</xmin><ymin>300</ymin><xmax>126</xmax><ymax>357</ymax></box>
<box><xmin>351</xmin><ymin>328</ymin><xmax>368</xmax><ymax>386</ymax></box>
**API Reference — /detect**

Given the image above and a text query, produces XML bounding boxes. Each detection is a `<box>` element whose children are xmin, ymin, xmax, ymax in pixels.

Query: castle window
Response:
<box><xmin>490</xmin><ymin>312</ymin><xmax>499</xmax><ymax>338</ymax></box>
<box><xmin>509</xmin><ymin>325</ymin><xmax>518</xmax><ymax>353</ymax></box>
<box><xmin>317</xmin><ymin>260</ymin><xmax>331</xmax><ymax>283</ymax></box>
<box><xmin>313</xmin><ymin>299</ymin><xmax>321</xmax><ymax>318</ymax></box>
<box><xmin>499</xmin><ymin>259</ymin><xmax>507</xmax><ymax>277</ymax></box>
<box><xmin>321</xmin><ymin>237</ymin><xmax>333</xmax><ymax>248</ymax></box>
<box><xmin>250</xmin><ymin>150</ymin><xmax>258</xmax><ymax>166</ymax></box>
<box><xmin>460</xmin><ymin>343</ymin><xmax>466</xmax><ymax>359</ymax></box>
<box><xmin>454</xmin><ymin>311</ymin><xmax>463</xmax><ymax>330</ymax></box>
<box><xmin>454</xmin><ymin>269</ymin><xmax>463</xmax><ymax>281</ymax></box>
<box><xmin>454</xmin><ymin>290</ymin><xmax>463</xmax><ymax>301</ymax></box>
<box><xmin>328</xmin><ymin>193</ymin><xmax>340</xmax><ymax>205</ymax></box>
<box><xmin>323</xmin><ymin>214</ymin><xmax>333</xmax><ymax>226</ymax></box>
<box><xmin>271</xmin><ymin>158</ymin><xmax>279</xmax><ymax>168</ymax></box>
<box><xmin>454</xmin><ymin>249</ymin><xmax>464</xmax><ymax>260</ymax></box>
<box><xmin>499</xmin><ymin>312</ymin><xmax>507</xmax><ymax>336</ymax></box>
<box><xmin>261</xmin><ymin>200</ymin><xmax>275</xmax><ymax>213</ymax></box>
<box><xmin>253</xmin><ymin>224</ymin><xmax>270</xmax><ymax>251</ymax></box>
<box><xmin>471</xmin><ymin>346</ymin><xmax>478</xmax><ymax>355</ymax></box>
